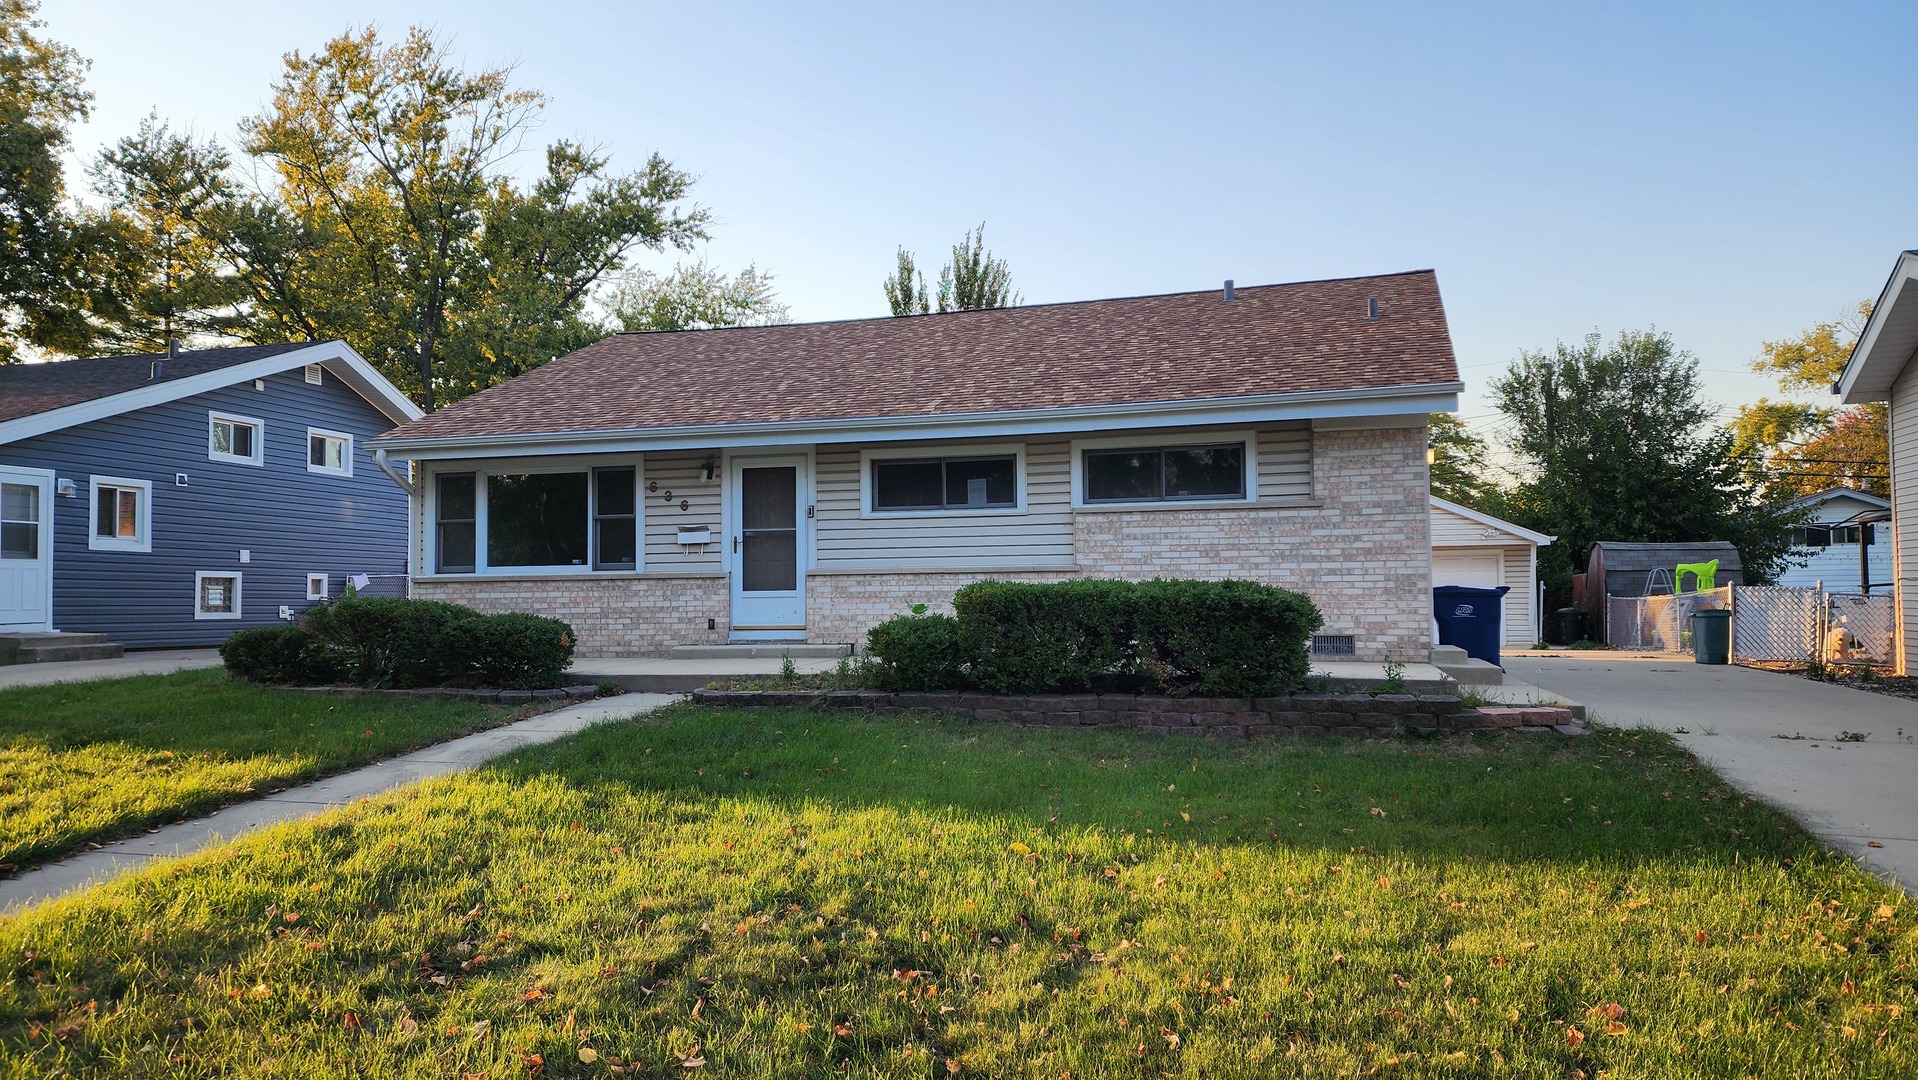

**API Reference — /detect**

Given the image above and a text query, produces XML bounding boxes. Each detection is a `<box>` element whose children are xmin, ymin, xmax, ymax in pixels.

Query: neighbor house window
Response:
<box><xmin>307</xmin><ymin>429</ymin><xmax>353</xmax><ymax>476</ymax></box>
<box><xmin>1083</xmin><ymin>443</ymin><xmax>1247</xmax><ymax>503</ymax></box>
<box><xmin>487</xmin><ymin>473</ymin><xmax>590</xmax><ymax>567</ymax></box>
<box><xmin>593</xmin><ymin>467</ymin><xmax>637</xmax><ymax>570</ymax></box>
<box><xmin>436</xmin><ymin>473</ymin><xmax>477</xmax><ymax>573</ymax></box>
<box><xmin>872</xmin><ymin>455</ymin><xmax>1017</xmax><ymax>511</ymax></box>
<box><xmin>194</xmin><ymin>571</ymin><xmax>241</xmax><ymax>619</ymax></box>
<box><xmin>208</xmin><ymin>412</ymin><xmax>264</xmax><ymax>466</ymax></box>
<box><xmin>88</xmin><ymin>476</ymin><xmax>152</xmax><ymax>553</ymax></box>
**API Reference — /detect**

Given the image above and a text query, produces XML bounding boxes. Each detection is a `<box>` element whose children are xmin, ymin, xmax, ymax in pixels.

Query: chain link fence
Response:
<box><xmin>1609</xmin><ymin>584</ymin><xmax>1892</xmax><ymax>664</ymax></box>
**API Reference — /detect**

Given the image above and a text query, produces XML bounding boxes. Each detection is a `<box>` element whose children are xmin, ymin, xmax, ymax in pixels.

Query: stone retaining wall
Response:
<box><xmin>688</xmin><ymin>688</ymin><xmax>1557</xmax><ymax>737</ymax></box>
<box><xmin>291</xmin><ymin>684</ymin><xmax>601</xmax><ymax>704</ymax></box>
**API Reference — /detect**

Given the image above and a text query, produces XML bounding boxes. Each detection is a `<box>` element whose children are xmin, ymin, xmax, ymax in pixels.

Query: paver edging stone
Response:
<box><xmin>688</xmin><ymin>688</ymin><xmax>1580</xmax><ymax>737</ymax></box>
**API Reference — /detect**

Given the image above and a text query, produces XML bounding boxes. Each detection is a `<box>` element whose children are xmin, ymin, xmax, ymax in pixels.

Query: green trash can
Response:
<box><xmin>1689</xmin><ymin>609</ymin><xmax>1732</xmax><ymax>665</ymax></box>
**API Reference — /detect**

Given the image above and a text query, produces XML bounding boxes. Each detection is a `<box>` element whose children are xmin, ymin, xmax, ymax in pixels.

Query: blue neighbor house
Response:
<box><xmin>0</xmin><ymin>340</ymin><xmax>422</xmax><ymax>658</ymax></box>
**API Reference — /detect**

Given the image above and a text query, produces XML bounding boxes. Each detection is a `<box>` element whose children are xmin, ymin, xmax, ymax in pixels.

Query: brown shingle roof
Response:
<box><xmin>0</xmin><ymin>342</ymin><xmax>319</xmax><ymax>424</ymax></box>
<box><xmin>382</xmin><ymin>270</ymin><xmax>1458</xmax><ymax>443</ymax></box>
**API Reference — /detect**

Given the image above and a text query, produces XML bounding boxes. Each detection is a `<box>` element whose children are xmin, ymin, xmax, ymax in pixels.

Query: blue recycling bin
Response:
<box><xmin>1432</xmin><ymin>585</ymin><xmax>1511</xmax><ymax>667</ymax></box>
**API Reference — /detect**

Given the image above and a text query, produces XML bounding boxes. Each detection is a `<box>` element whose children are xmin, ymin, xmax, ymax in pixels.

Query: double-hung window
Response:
<box><xmin>1082</xmin><ymin>442</ymin><xmax>1248</xmax><ymax>504</ymax></box>
<box><xmin>871</xmin><ymin>455</ymin><xmax>1018</xmax><ymax>512</ymax></box>
<box><xmin>88</xmin><ymin>476</ymin><xmax>152</xmax><ymax>552</ymax></box>
<box><xmin>307</xmin><ymin>429</ymin><xmax>353</xmax><ymax>476</ymax></box>
<box><xmin>433</xmin><ymin>465</ymin><xmax>639</xmax><ymax>574</ymax></box>
<box><xmin>209</xmin><ymin>412</ymin><xmax>264</xmax><ymax>466</ymax></box>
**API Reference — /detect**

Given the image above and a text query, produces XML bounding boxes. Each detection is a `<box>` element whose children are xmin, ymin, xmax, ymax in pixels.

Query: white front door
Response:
<box><xmin>0</xmin><ymin>467</ymin><xmax>55</xmax><ymax>632</ymax></box>
<box><xmin>728</xmin><ymin>455</ymin><xmax>807</xmax><ymax>638</ymax></box>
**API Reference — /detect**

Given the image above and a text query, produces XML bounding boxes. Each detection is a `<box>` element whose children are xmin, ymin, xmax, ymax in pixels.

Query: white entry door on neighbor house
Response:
<box><xmin>728</xmin><ymin>456</ymin><xmax>808</xmax><ymax>638</ymax></box>
<box><xmin>0</xmin><ymin>467</ymin><xmax>55</xmax><ymax>633</ymax></box>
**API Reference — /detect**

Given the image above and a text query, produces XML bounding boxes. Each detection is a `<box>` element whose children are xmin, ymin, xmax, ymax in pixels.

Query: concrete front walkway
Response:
<box><xmin>0</xmin><ymin>648</ymin><xmax>223</xmax><ymax>689</ymax></box>
<box><xmin>0</xmin><ymin>692</ymin><xmax>676</xmax><ymax>913</ymax></box>
<box><xmin>1507</xmin><ymin>654</ymin><xmax>1918</xmax><ymax>889</ymax></box>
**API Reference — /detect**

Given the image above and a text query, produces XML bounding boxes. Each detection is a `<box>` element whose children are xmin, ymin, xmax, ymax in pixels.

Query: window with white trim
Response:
<box><xmin>194</xmin><ymin>571</ymin><xmax>241</xmax><ymax>619</ymax></box>
<box><xmin>208</xmin><ymin>412</ymin><xmax>264</xmax><ymax>466</ymax></box>
<box><xmin>872</xmin><ymin>455</ymin><xmax>1017</xmax><ymax>511</ymax></box>
<box><xmin>431</xmin><ymin>464</ymin><xmax>640</xmax><ymax>574</ymax></box>
<box><xmin>88</xmin><ymin>476</ymin><xmax>152</xmax><ymax>552</ymax></box>
<box><xmin>306</xmin><ymin>573</ymin><xmax>329</xmax><ymax>601</ymax></box>
<box><xmin>1083</xmin><ymin>443</ymin><xmax>1248</xmax><ymax>504</ymax></box>
<box><xmin>307</xmin><ymin>428</ymin><xmax>353</xmax><ymax>476</ymax></box>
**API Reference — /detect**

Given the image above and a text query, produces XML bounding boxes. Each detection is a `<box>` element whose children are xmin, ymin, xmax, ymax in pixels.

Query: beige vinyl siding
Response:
<box><xmin>813</xmin><ymin>439</ymin><xmax>1076</xmax><ymax>570</ymax></box>
<box><xmin>1504</xmin><ymin>545</ymin><xmax>1535</xmax><ymax>645</ymax></box>
<box><xmin>1431</xmin><ymin>503</ymin><xmax>1497</xmax><ymax>546</ymax></box>
<box><xmin>1892</xmin><ymin>365</ymin><xmax>1918</xmax><ymax>671</ymax></box>
<box><xmin>642</xmin><ymin>450</ymin><xmax>723</xmax><ymax>571</ymax></box>
<box><xmin>1255</xmin><ymin>423</ymin><xmax>1313</xmax><ymax>502</ymax></box>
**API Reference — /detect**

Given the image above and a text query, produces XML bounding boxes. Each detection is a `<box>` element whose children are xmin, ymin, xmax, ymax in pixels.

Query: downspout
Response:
<box><xmin>374</xmin><ymin>448</ymin><xmax>415</xmax><ymax>495</ymax></box>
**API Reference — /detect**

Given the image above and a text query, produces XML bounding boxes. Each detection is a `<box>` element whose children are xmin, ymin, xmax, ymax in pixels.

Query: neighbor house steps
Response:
<box><xmin>1430</xmin><ymin>644</ymin><xmax>1504</xmax><ymax>686</ymax></box>
<box><xmin>0</xmin><ymin>632</ymin><xmax>125</xmax><ymax>666</ymax></box>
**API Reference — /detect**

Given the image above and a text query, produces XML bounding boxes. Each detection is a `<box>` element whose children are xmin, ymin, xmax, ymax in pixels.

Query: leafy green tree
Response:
<box><xmin>607</xmin><ymin>260</ymin><xmax>789</xmax><ymax>332</ymax></box>
<box><xmin>90</xmin><ymin>26</ymin><xmax>707</xmax><ymax>408</ymax></box>
<box><xmin>1426</xmin><ymin>412</ymin><xmax>1496</xmax><ymax>507</ymax></box>
<box><xmin>1730</xmin><ymin>302</ymin><xmax>1887</xmax><ymax>498</ymax></box>
<box><xmin>884</xmin><ymin>223</ymin><xmax>1020</xmax><ymax>315</ymax></box>
<box><xmin>0</xmin><ymin>0</ymin><xmax>105</xmax><ymax>360</ymax></box>
<box><xmin>1490</xmin><ymin>329</ymin><xmax>1803</xmax><ymax>594</ymax></box>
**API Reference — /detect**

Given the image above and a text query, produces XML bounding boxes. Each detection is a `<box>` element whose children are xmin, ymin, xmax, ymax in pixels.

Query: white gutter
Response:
<box><xmin>373</xmin><ymin>381</ymin><xmax>1465</xmax><ymax>461</ymax></box>
<box><xmin>373</xmin><ymin>448</ymin><xmax>415</xmax><ymax>495</ymax></box>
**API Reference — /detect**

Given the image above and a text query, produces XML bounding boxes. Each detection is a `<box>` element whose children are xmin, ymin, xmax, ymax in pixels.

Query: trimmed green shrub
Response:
<box><xmin>864</xmin><ymin>612</ymin><xmax>968</xmax><ymax>691</ymax></box>
<box><xmin>440</xmin><ymin>611</ymin><xmax>576</xmax><ymax>690</ymax></box>
<box><xmin>220</xmin><ymin>626</ymin><xmax>331</xmax><ymax>685</ymax></box>
<box><xmin>300</xmin><ymin>596</ymin><xmax>473</xmax><ymax>688</ymax></box>
<box><xmin>868</xmin><ymin>578</ymin><xmax>1324</xmax><ymax>697</ymax></box>
<box><xmin>1133</xmin><ymin>578</ymin><xmax>1324</xmax><ymax>697</ymax></box>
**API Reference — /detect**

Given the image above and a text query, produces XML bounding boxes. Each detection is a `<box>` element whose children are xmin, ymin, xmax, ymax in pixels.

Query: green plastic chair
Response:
<box><xmin>1674</xmin><ymin>559</ymin><xmax>1718</xmax><ymax>594</ymax></box>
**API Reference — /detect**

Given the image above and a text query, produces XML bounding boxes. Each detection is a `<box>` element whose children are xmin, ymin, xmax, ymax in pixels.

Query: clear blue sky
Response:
<box><xmin>42</xmin><ymin>1</ymin><xmax>1918</xmax><ymax>441</ymax></box>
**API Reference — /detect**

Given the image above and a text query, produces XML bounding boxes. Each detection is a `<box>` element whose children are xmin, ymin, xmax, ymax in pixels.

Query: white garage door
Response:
<box><xmin>1433</xmin><ymin>551</ymin><xmax>1505</xmax><ymax>644</ymax></box>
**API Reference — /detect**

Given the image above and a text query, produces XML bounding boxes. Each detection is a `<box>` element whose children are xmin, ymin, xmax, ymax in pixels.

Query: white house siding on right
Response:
<box><xmin>1893</xmin><ymin>362</ymin><xmax>1918</xmax><ymax>672</ymax></box>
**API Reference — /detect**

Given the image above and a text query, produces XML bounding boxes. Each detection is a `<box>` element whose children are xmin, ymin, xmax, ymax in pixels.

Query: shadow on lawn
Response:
<box><xmin>478</xmin><ymin>704</ymin><xmax>1820</xmax><ymax>870</ymax></box>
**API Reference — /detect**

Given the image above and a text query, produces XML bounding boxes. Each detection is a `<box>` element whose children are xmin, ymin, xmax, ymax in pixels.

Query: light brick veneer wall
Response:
<box><xmin>1073</xmin><ymin>426</ymin><xmax>1432</xmax><ymax>661</ymax></box>
<box><xmin>413</xmin><ymin>574</ymin><xmax>728</xmax><ymax>657</ymax></box>
<box><xmin>806</xmin><ymin>570</ymin><xmax>1076</xmax><ymax>645</ymax></box>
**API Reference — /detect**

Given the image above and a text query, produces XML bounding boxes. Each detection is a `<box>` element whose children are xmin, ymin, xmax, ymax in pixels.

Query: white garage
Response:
<box><xmin>1430</xmin><ymin>496</ymin><xmax>1555</xmax><ymax>647</ymax></box>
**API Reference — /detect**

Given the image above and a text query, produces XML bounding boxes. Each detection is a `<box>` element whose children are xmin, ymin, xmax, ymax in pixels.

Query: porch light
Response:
<box><xmin>701</xmin><ymin>455</ymin><xmax>717</xmax><ymax>481</ymax></box>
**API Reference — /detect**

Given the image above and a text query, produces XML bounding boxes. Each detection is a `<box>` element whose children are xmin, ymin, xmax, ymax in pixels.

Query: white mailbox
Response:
<box><xmin>676</xmin><ymin>526</ymin><xmax>712</xmax><ymax>545</ymax></box>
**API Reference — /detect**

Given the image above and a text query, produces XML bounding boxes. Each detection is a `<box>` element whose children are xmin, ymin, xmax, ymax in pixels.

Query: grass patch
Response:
<box><xmin>2</xmin><ymin>707</ymin><xmax>1913</xmax><ymax>1077</ymax></box>
<box><xmin>0</xmin><ymin>669</ymin><xmax>523</xmax><ymax>870</ymax></box>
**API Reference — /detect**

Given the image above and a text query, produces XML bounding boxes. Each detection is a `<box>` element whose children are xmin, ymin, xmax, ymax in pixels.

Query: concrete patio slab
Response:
<box><xmin>1507</xmin><ymin>654</ymin><xmax>1918</xmax><ymax>890</ymax></box>
<box><xmin>0</xmin><ymin>693</ymin><xmax>677</xmax><ymax>913</ymax></box>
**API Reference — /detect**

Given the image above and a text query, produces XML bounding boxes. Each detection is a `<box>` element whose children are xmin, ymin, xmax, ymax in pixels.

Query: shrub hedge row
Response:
<box><xmin>863</xmin><ymin>578</ymin><xmax>1323</xmax><ymax>697</ymax></box>
<box><xmin>221</xmin><ymin>596</ymin><xmax>576</xmax><ymax>690</ymax></box>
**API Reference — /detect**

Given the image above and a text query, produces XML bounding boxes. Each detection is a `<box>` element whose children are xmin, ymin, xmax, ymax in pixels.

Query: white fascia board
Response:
<box><xmin>373</xmin><ymin>382</ymin><xmax>1464</xmax><ymax>462</ymax></box>
<box><xmin>1837</xmin><ymin>251</ymin><xmax>1918</xmax><ymax>405</ymax></box>
<box><xmin>1430</xmin><ymin>494</ymin><xmax>1555</xmax><ymax>547</ymax></box>
<box><xmin>0</xmin><ymin>340</ymin><xmax>422</xmax><ymax>446</ymax></box>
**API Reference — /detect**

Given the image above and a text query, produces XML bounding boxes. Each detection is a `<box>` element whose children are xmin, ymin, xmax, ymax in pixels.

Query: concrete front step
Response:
<box><xmin>669</xmin><ymin>643</ymin><xmax>852</xmax><ymax>660</ymax></box>
<box><xmin>1434</xmin><ymin>659</ymin><xmax>1505</xmax><ymax>686</ymax></box>
<box><xmin>0</xmin><ymin>633</ymin><xmax>125</xmax><ymax>666</ymax></box>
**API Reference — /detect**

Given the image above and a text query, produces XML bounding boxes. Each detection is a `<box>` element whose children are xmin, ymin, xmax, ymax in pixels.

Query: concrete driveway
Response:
<box><xmin>1508</xmin><ymin>653</ymin><xmax>1918</xmax><ymax>890</ymax></box>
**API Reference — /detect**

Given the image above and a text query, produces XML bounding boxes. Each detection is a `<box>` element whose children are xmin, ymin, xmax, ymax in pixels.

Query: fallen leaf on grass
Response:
<box><xmin>1565</xmin><ymin>1026</ymin><xmax>1585</xmax><ymax>1048</ymax></box>
<box><xmin>1161</xmin><ymin>1027</ymin><xmax>1181</xmax><ymax>1050</ymax></box>
<box><xmin>1008</xmin><ymin>842</ymin><xmax>1031</xmax><ymax>856</ymax></box>
<box><xmin>1607</xmin><ymin>1020</ymin><xmax>1628</xmax><ymax>1036</ymax></box>
<box><xmin>946</xmin><ymin>1060</ymin><xmax>962</xmax><ymax>1074</ymax></box>
<box><xmin>578</xmin><ymin>1047</ymin><xmax>600</xmax><ymax>1063</ymax></box>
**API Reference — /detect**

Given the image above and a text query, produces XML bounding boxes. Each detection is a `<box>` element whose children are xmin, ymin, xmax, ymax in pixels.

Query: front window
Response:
<box><xmin>593</xmin><ymin>467</ymin><xmax>637</xmax><ymax>570</ymax></box>
<box><xmin>487</xmin><ymin>473</ymin><xmax>590</xmax><ymax>567</ymax></box>
<box><xmin>308</xmin><ymin>429</ymin><xmax>353</xmax><ymax>476</ymax></box>
<box><xmin>1083</xmin><ymin>444</ymin><xmax>1246</xmax><ymax>504</ymax></box>
<box><xmin>209</xmin><ymin>413</ymin><xmax>264</xmax><ymax>466</ymax></box>
<box><xmin>436</xmin><ymin>474</ymin><xmax>477</xmax><ymax>573</ymax></box>
<box><xmin>88</xmin><ymin>476</ymin><xmax>152</xmax><ymax>552</ymax></box>
<box><xmin>872</xmin><ymin>455</ymin><xmax>1017</xmax><ymax>511</ymax></box>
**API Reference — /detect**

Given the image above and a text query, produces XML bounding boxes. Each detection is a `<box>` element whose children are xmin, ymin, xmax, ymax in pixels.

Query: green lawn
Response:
<box><xmin>0</xmin><ymin>669</ymin><xmax>523</xmax><ymax>870</ymax></box>
<box><xmin>2</xmin><ymin>705</ymin><xmax>1913</xmax><ymax>1078</ymax></box>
